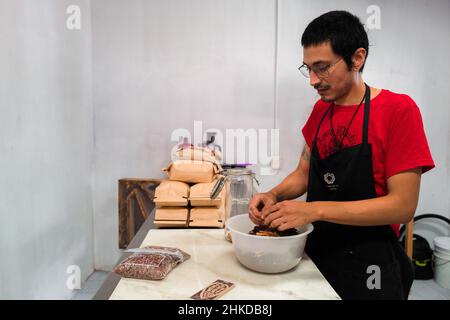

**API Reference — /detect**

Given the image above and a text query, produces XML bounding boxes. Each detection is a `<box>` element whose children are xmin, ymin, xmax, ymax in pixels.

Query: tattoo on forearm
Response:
<box><xmin>302</xmin><ymin>147</ymin><xmax>310</xmax><ymax>161</ymax></box>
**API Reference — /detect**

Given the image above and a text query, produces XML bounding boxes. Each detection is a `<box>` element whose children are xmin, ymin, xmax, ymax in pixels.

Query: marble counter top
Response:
<box><xmin>109</xmin><ymin>229</ymin><xmax>340</xmax><ymax>300</ymax></box>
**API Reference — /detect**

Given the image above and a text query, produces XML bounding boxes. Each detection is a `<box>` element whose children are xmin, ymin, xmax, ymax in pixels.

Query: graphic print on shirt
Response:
<box><xmin>316</xmin><ymin>124</ymin><xmax>358</xmax><ymax>159</ymax></box>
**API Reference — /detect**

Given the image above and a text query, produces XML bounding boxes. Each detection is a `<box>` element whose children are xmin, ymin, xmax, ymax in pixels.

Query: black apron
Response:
<box><xmin>305</xmin><ymin>84</ymin><xmax>414</xmax><ymax>300</ymax></box>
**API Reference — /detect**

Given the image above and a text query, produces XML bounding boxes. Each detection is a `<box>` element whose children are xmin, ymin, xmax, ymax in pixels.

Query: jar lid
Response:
<box><xmin>434</xmin><ymin>237</ymin><xmax>450</xmax><ymax>251</ymax></box>
<box><xmin>226</xmin><ymin>168</ymin><xmax>254</xmax><ymax>175</ymax></box>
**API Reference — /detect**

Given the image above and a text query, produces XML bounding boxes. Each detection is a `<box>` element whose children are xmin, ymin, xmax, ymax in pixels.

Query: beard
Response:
<box><xmin>320</xmin><ymin>95</ymin><xmax>334</xmax><ymax>102</ymax></box>
<box><xmin>317</xmin><ymin>89</ymin><xmax>334</xmax><ymax>102</ymax></box>
<box><xmin>318</xmin><ymin>80</ymin><xmax>353</xmax><ymax>104</ymax></box>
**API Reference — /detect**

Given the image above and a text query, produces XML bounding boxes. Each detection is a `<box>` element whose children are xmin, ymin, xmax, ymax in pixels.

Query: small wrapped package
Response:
<box><xmin>154</xmin><ymin>207</ymin><xmax>189</xmax><ymax>228</ymax></box>
<box><xmin>154</xmin><ymin>180</ymin><xmax>189</xmax><ymax>207</ymax></box>
<box><xmin>113</xmin><ymin>246</ymin><xmax>190</xmax><ymax>280</ymax></box>
<box><xmin>163</xmin><ymin>160</ymin><xmax>221</xmax><ymax>184</ymax></box>
<box><xmin>189</xmin><ymin>180</ymin><xmax>225</xmax><ymax>207</ymax></box>
<box><xmin>174</xmin><ymin>146</ymin><xmax>222</xmax><ymax>163</ymax></box>
<box><xmin>189</xmin><ymin>201</ymin><xmax>226</xmax><ymax>228</ymax></box>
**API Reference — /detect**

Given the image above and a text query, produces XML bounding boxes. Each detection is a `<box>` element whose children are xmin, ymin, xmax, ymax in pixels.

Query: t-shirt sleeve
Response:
<box><xmin>384</xmin><ymin>96</ymin><xmax>435</xmax><ymax>178</ymax></box>
<box><xmin>302</xmin><ymin>102</ymin><xmax>320</xmax><ymax>148</ymax></box>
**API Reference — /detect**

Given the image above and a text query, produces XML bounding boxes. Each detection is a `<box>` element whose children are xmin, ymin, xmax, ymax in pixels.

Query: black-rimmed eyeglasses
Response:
<box><xmin>298</xmin><ymin>58</ymin><xmax>342</xmax><ymax>79</ymax></box>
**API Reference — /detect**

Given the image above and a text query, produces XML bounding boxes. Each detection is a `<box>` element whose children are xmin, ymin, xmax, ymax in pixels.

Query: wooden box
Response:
<box><xmin>118</xmin><ymin>178</ymin><xmax>161</xmax><ymax>249</ymax></box>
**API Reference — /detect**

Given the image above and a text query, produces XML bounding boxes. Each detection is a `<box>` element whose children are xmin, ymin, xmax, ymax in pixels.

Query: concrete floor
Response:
<box><xmin>71</xmin><ymin>271</ymin><xmax>109</xmax><ymax>300</ymax></box>
<box><xmin>409</xmin><ymin>279</ymin><xmax>450</xmax><ymax>300</ymax></box>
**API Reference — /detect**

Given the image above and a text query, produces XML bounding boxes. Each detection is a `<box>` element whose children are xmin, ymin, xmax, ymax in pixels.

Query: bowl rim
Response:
<box><xmin>225</xmin><ymin>214</ymin><xmax>314</xmax><ymax>240</ymax></box>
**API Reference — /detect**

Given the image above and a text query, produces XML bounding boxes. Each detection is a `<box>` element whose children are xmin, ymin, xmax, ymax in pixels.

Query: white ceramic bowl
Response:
<box><xmin>225</xmin><ymin>214</ymin><xmax>314</xmax><ymax>273</ymax></box>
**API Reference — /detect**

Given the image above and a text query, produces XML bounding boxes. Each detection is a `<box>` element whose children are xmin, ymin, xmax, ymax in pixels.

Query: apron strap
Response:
<box><xmin>362</xmin><ymin>83</ymin><xmax>371</xmax><ymax>145</ymax></box>
<box><xmin>312</xmin><ymin>83</ymin><xmax>371</xmax><ymax>153</ymax></box>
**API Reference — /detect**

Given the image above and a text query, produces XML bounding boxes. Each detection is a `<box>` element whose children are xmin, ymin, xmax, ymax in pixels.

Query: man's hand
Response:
<box><xmin>261</xmin><ymin>200</ymin><xmax>320</xmax><ymax>231</ymax></box>
<box><xmin>248</xmin><ymin>192</ymin><xmax>277</xmax><ymax>225</ymax></box>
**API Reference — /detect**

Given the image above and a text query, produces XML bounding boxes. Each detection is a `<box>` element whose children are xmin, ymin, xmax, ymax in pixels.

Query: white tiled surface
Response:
<box><xmin>72</xmin><ymin>271</ymin><xmax>450</xmax><ymax>300</ymax></box>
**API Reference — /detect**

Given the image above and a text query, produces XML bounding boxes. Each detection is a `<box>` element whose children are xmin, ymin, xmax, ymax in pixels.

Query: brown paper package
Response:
<box><xmin>154</xmin><ymin>207</ymin><xmax>189</xmax><ymax>228</ymax></box>
<box><xmin>174</xmin><ymin>147</ymin><xmax>222</xmax><ymax>164</ymax></box>
<box><xmin>189</xmin><ymin>199</ymin><xmax>226</xmax><ymax>228</ymax></box>
<box><xmin>154</xmin><ymin>180</ymin><xmax>189</xmax><ymax>207</ymax></box>
<box><xmin>163</xmin><ymin>160</ymin><xmax>221</xmax><ymax>184</ymax></box>
<box><xmin>189</xmin><ymin>180</ymin><xmax>224</xmax><ymax>207</ymax></box>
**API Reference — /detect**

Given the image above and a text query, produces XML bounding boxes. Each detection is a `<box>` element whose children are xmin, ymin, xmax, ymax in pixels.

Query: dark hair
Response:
<box><xmin>301</xmin><ymin>11</ymin><xmax>369</xmax><ymax>73</ymax></box>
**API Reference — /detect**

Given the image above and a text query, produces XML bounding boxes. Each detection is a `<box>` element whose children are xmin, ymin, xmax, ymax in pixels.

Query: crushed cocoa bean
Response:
<box><xmin>249</xmin><ymin>225</ymin><xmax>298</xmax><ymax>237</ymax></box>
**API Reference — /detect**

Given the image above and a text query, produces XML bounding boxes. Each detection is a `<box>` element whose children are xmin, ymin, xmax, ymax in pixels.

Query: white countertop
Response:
<box><xmin>109</xmin><ymin>229</ymin><xmax>340</xmax><ymax>300</ymax></box>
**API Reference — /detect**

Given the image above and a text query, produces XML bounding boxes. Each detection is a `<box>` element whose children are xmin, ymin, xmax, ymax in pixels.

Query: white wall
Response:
<box><xmin>0</xmin><ymin>0</ymin><xmax>94</xmax><ymax>298</ymax></box>
<box><xmin>360</xmin><ymin>0</ymin><xmax>450</xmax><ymax>245</ymax></box>
<box><xmin>91</xmin><ymin>0</ymin><xmax>277</xmax><ymax>270</ymax></box>
<box><xmin>92</xmin><ymin>0</ymin><xmax>449</xmax><ymax>270</ymax></box>
<box><xmin>276</xmin><ymin>0</ymin><xmax>450</xmax><ymax>246</ymax></box>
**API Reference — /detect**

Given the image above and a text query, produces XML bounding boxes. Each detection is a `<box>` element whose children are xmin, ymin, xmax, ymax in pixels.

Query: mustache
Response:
<box><xmin>314</xmin><ymin>85</ymin><xmax>330</xmax><ymax>90</ymax></box>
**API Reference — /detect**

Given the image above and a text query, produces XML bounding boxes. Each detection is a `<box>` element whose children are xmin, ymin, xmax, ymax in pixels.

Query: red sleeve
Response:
<box><xmin>384</xmin><ymin>96</ymin><xmax>435</xmax><ymax>178</ymax></box>
<box><xmin>302</xmin><ymin>102</ymin><xmax>321</xmax><ymax>148</ymax></box>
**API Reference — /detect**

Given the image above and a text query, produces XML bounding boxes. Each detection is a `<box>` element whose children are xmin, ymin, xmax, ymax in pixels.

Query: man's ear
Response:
<box><xmin>352</xmin><ymin>48</ymin><xmax>367</xmax><ymax>72</ymax></box>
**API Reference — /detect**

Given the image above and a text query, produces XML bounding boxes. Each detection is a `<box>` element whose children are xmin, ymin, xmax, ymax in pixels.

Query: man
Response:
<box><xmin>249</xmin><ymin>11</ymin><xmax>434</xmax><ymax>300</ymax></box>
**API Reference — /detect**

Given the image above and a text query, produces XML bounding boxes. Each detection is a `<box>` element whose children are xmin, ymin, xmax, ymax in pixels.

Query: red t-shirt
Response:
<box><xmin>302</xmin><ymin>89</ymin><xmax>435</xmax><ymax>236</ymax></box>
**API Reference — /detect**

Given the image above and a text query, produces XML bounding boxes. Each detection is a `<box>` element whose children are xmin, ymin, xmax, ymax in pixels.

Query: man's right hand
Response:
<box><xmin>248</xmin><ymin>192</ymin><xmax>277</xmax><ymax>225</ymax></box>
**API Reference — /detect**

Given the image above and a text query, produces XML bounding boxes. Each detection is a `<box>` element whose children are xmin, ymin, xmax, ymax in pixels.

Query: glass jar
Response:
<box><xmin>227</xmin><ymin>168</ymin><xmax>255</xmax><ymax>215</ymax></box>
<box><xmin>224</xmin><ymin>168</ymin><xmax>257</xmax><ymax>242</ymax></box>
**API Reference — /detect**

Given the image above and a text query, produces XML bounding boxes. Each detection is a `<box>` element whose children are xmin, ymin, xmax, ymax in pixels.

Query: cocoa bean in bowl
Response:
<box><xmin>225</xmin><ymin>215</ymin><xmax>313</xmax><ymax>273</ymax></box>
<box><xmin>249</xmin><ymin>225</ymin><xmax>299</xmax><ymax>237</ymax></box>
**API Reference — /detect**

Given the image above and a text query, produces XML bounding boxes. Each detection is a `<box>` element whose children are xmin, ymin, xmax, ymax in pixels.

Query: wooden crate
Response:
<box><xmin>118</xmin><ymin>178</ymin><xmax>161</xmax><ymax>249</ymax></box>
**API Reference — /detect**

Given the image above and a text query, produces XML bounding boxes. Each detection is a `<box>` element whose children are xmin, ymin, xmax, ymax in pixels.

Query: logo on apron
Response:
<box><xmin>323</xmin><ymin>172</ymin><xmax>339</xmax><ymax>191</ymax></box>
<box><xmin>324</xmin><ymin>172</ymin><xmax>335</xmax><ymax>185</ymax></box>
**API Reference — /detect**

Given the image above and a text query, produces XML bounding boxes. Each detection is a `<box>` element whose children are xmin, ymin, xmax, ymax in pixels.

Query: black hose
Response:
<box><xmin>398</xmin><ymin>213</ymin><xmax>450</xmax><ymax>242</ymax></box>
